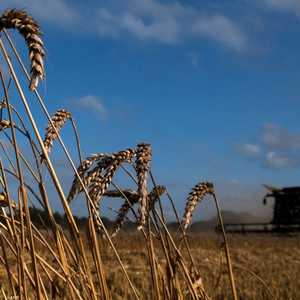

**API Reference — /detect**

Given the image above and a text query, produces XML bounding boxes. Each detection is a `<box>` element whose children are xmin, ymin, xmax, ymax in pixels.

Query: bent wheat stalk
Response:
<box><xmin>42</xmin><ymin>109</ymin><xmax>71</xmax><ymax>155</ymax></box>
<box><xmin>148</xmin><ymin>185</ymin><xmax>166</xmax><ymax>212</ymax></box>
<box><xmin>0</xmin><ymin>9</ymin><xmax>45</xmax><ymax>90</ymax></box>
<box><xmin>110</xmin><ymin>186</ymin><xmax>165</xmax><ymax>237</ymax></box>
<box><xmin>181</xmin><ymin>182</ymin><xmax>214</xmax><ymax>234</ymax></box>
<box><xmin>89</xmin><ymin>149</ymin><xmax>135</xmax><ymax>205</ymax></box>
<box><xmin>67</xmin><ymin>153</ymin><xmax>107</xmax><ymax>203</ymax></box>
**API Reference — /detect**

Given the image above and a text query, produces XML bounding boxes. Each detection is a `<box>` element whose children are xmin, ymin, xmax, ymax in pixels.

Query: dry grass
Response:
<box><xmin>1</xmin><ymin>233</ymin><xmax>298</xmax><ymax>299</ymax></box>
<box><xmin>90</xmin><ymin>233</ymin><xmax>300</xmax><ymax>300</ymax></box>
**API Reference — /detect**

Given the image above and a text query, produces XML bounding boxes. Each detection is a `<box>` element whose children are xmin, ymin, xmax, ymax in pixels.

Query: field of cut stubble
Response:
<box><xmin>85</xmin><ymin>233</ymin><xmax>300</xmax><ymax>300</ymax></box>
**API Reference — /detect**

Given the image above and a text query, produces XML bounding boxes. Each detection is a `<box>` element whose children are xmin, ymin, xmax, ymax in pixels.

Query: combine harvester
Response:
<box><xmin>222</xmin><ymin>185</ymin><xmax>300</xmax><ymax>233</ymax></box>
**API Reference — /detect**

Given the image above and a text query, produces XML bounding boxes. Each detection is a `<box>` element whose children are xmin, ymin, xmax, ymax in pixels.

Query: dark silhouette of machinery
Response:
<box><xmin>221</xmin><ymin>185</ymin><xmax>300</xmax><ymax>233</ymax></box>
<box><xmin>263</xmin><ymin>185</ymin><xmax>300</xmax><ymax>226</ymax></box>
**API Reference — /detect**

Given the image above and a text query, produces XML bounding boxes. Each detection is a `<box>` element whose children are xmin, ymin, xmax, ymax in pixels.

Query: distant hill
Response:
<box><xmin>189</xmin><ymin>210</ymin><xmax>267</xmax><ymax>232</ymax></box>
<box><xmin>9</xmin><ymin>207</ymin><xmax>267</xmax><ymax>233</ymax></box>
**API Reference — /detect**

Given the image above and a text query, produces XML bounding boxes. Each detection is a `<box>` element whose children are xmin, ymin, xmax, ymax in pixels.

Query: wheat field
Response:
<box><xmin>0</xmin><ymin>8</ymin><xmax>298</xmax><ymax>300</ymax></box>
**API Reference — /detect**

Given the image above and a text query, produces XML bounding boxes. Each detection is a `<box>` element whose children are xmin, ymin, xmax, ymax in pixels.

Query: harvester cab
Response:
<box><xmin>263</xmin><ymin>185</ymin><xmax>300</xmax><ymax>226</ymax></box>
<box><xmin>220</xmin><ymin>184</ymin><xmax>300</xmax><ymax>233</ymax></box>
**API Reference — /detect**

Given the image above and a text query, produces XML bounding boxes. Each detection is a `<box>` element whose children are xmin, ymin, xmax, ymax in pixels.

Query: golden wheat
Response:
<box><xmin>182</xmin><ymin>182</ymin><xmax>214</xmax><ymax>233</ymax></box>
<box><xmin>42</xmin><ymin>109</ymin><xmax>71</xmax><ymax>154</ymax></box>
<box><xmin>92</xmin><ymin>149</ymin><xmax>135</xmax><ymax>206</ymax></box>
<box><xmin>0</xmin><ymin>8</ymin><xmax>242</xmax><ymax>300</ymax></box>
<box><xmin>0</xmin><ymin>9</ymin><xmax>45</xmax><ymax>90</ymax></box>
<box><xmin>109</xmin><ymin>186</ymin><xmax>165</xmax><ymax>237</ymax></box>
<box><xmin>67</xmin><ymin>153</ymin><xmax>107</xmax><ymax>202</ymax></box>
<box><xmin>136</xmin><ymin>143</ymin><xmax>152</xmax><ymax>229</ymax></box>
<box><xmin>148</xmin><ymin>185</ymin><xmax>166</xmax><ymax>211</ymax></box>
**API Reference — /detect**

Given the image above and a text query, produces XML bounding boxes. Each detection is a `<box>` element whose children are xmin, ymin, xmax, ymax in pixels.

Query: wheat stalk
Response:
<box><xmin>148</xmin><ymin>185</ymin><xmax>166</xmax><ymax>212</ymax></box>
<box><xmin>109</xmin><ymin>186</ymin><xmax>164</xmax><ymax>237</ymax></box>
<box><xmin>181</xmin><ymin>182</ymin><xmax>214</xmax><ymax>234</ymax></box>
<box><xmin>110</xmin><ymin>190</ymin><xmax>139</xmax><ymax>237</ymax></box>
<box><xmin>104</xmin><ymin>189</ymin><xmax>139</xmax><ymax>200</ymax></box>
<box><xmin>136</xmin><ymin>143</ymin><xmax>152</xmax><ymax>230</ymax></box>
<box><xmin>0</xmin><ymin>9</ymin><xmax>45</xmax><ymax>90</ymax></box>
<box><xmin>67</xmin><ymin>153</ymin><xmax>105</xmax><ymax>203</ymax></box>
<box><xmin>68</xmin><ymin>149</ymin><xmax>134</xmax><ymax>205</ymax></box>
<box><xmin>42</xmin><ymin>109</ymin><xmax>71</xmax><ymax>155</ymax></box>
<box><xmin>91</xmin><ymin>149</ymin><xmax>135</xmax><ymax>205</ymax></box>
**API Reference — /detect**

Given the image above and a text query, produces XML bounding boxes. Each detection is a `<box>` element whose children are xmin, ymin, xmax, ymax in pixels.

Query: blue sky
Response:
<box><xmin>1</xmin><ymin>0</ymin><xmax>300</xmax><ymax>220</ymax></box>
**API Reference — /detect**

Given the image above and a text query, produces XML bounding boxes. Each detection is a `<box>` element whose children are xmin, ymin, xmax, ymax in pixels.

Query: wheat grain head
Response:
<box><xmin>91</xmin><ymin>149</ymin><xmax>135</xmax><ymax>205</ymax></box>
<box><xmin>67</xmin><ymin>154</ymin><xmax>112</xmax><ymax>203</ymax></box>
<box><xmin>42</xmin><ymin>109</ymin><xmax>71</xmax><ymax>155</ymax></box>
<box><xmin>181</xmin><ymin>182</ymin><xmax>214</xmax><ymax>234</ymax></box>
<box><xmin>0</xmin><ymin>9</ymin><xmax>45</xmax><ymax>90</ymax></box>
<box><xmin>136</xmin><ymin>143</ymin><xmax>152</xmax><ymax>230</ymax></box>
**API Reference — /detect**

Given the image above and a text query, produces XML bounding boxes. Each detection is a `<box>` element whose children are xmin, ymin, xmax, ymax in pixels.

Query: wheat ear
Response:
<box><xmin>89</xmin><ymin>149</ymin><xmax>135</xmax><ymax>205</ymax></box>
<box><xmin>104</xmin><ymin>189</ymin><xmax>139</xmax><ymax>200</ymax></box>
<box><xmin>0</xmin><ymin>192</ymin><xmax>16</xmax><ymax>209</ymax></box>
<box><xmin>181</xmin><ymin>182</ymin><xmax>214</xmax><ymax>234</ymax></box>
<box><xmin>0</xmin><ymin>9</ymin><xmax>45</xmax><ymax>90</ymax></box>
<box><xmin>109</xmin><ymin>185</ymin><xmax>164</xmax><ymax>237</ymax></box>
<box><xmin>136</xmin><ymin>143</ymin><xmax>152</xmax><ymax>229</ymax></box>
<box><xmin>109</xmin><ymin>190</ymin><xmax>140</xmax><ymax>237</ymax></box>
<box><xmin>67</xmin><ymin>154</ymin><xmax>110</xmax><ymax>203</ymax></box>
<box><xmin>148</xmin><ymin>185</ymin><xmax>166</xmax><ymax>211</ymax></box>
<box><xmin>0</xmin><ymin>192</ymin><xmax>8</xmax><ymax>207</ymax></box>
<box><xmin>42</xmin><ymin>109</ymin><xmax>71</xmax><ymax>154</ymax></box>
<box><xmin>0</xmin><ymin>120</ymin><xmax>11</xmax><ymax>130</ymax></box>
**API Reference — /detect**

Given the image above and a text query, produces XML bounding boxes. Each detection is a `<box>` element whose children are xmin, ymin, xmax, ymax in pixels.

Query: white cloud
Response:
<box><xmin>97</xmin><ymin>7</ymin><xmax>179</xmax><ymax>44</ymax></box>
<box><xmin>238</xmin><ymin>143</ymin><xmax>261</xmax><ymax>157</ymax></box>
<box><xmin>75</xmin><ymin>95</ymin><xmax>107</xmax><ymax>120</ymax></box>
<box><xmin>0</xmin><ymin>0</ymin><xmax>79</xmax><ymax>26</ymax></box>
<box><xmin>261</xmin><ymin>123</ymin><xmax>300</xmax><ymax>150</ymax></box>
<box><xmin>0</xmin><ymin>0</ymin><xmax>248</xmax><ymax>52</ymax></box>
<box><xmin>263</xmin><ymin>0</ymin><xmax>300</xmax><ymax>16</ymax></box>
<box><xmin>238</xmin><ymin>123</ymin><xmax>300</xmax><ymax>169</ymax></box>
<box><xmin>265</xmin><ymin>151</ymin><xmax>299</xmax><ymax>169</ymax></box>
<box><xmin>95</xmin><ymin>0</ymin><xmax>248</xmax><ymax>51</ymax></box>
<box><xmin>193</xmin><ymin>15</ymin><xmax>247</xmax><ymax>51</ymax></box>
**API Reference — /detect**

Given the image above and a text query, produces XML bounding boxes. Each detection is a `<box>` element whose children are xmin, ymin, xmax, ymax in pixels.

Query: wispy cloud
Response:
<box><xmin>0</xmin><ymin>0</ymin><xmax>79</xmax><ymax>26</ymax></box>
<box><xmin>262</xmin><ymin>0</ymin><xmax>300</xmax><ymax>17</ymax></box>
<box><xmin>0</xmin><ymin>0</ymin><xmax>249</xmax><ymax>52</ymax></box>
<box><xmin>261</xmin><ymin>123</ymin><xmax>300</xmax><ymax>150</ymax></box>
<box><xmin>237</xmin><ymin>143</ymin><xmax>261</xmax><ymax>157</ymax></box>
<box><xmin>192</xmin><ymin>15</ymin><xmax>247</xmax><ymax>51</ymax></box>
<box><xmin>75</xmin><ymin>95</ymin><xmax>107</xmax><ymax>121</ymax></box>
<box><xmin>237</xmin><ymin>123</ymin><xmax>300</xmax><ymax>169</ymax></box>
<box><xmin>265</xmin><ymin>151</ymin><xmax>300</xmax><ymax>169</ymax></box>
<box><xmin>95</xmin><ymin>0</ymin><xmax>248</xmax><ymax>51</ymax></box>
<box><xmin>96</xmin><ymin>6</ymin><xmax>180</xmax><ymax>44</ymax></box>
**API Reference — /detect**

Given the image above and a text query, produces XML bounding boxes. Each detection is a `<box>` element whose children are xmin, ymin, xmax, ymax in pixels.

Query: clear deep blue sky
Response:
<box><xmin>1</xmin><ymin>0</ymin><xmax>300</xmax><ymax>220</ymax></box>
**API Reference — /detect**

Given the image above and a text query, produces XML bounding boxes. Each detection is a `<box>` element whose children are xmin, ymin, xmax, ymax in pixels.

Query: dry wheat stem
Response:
<box><xmin>136</xmin><ymin>143</ymin><xmax>152</xmax><ymax>230</ymax></box>
<box><xmin>67</xmin><ymin>153</ymin><xmax>107</xmax><ymax>202</ymax></box>
<box><xmin>2</xmin><ymin>23</ymin><xmax>140</xmax><ymax>299</ymax></box>
<box><xmin>181</xmin><ymin>182</ymin><xmax>214</xmax><ymax>234</ymax></box>
<box><xmin>67</xmin><ymin>153</ymin><xmax>124</xmax><ymax>203</ymax></box>
<box><xmin>148</xmin><ymin>185</ymin><xmax>166</xmax><ymax>212</ymax></box>
<box><xmin>0</xmin><ymin>9</ymin><xmax>45</xmax><ymax>90</ymax></box>
<box><xmin>42</xmin><ymin>109</ymin><xmax>71</xmax><ymax>155</ymax></box>
<box><xmin>111</xmin><ymin>191</ymin><xmax>140</xmax><ymax>237</ymax></box>
<box><xmin>81</xmin><ymin>156</ymin><xmax>114</xmax><ymax>198</ymax></box>
<box><xmin>89</xmin><ymin>149</ymin><xmax>135</xmax><ymax>206</ymax></box>
<box><xmin>110</xmin><ymin>186</ymin><xmax>165</xmax><ymax>237</ymax></box>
